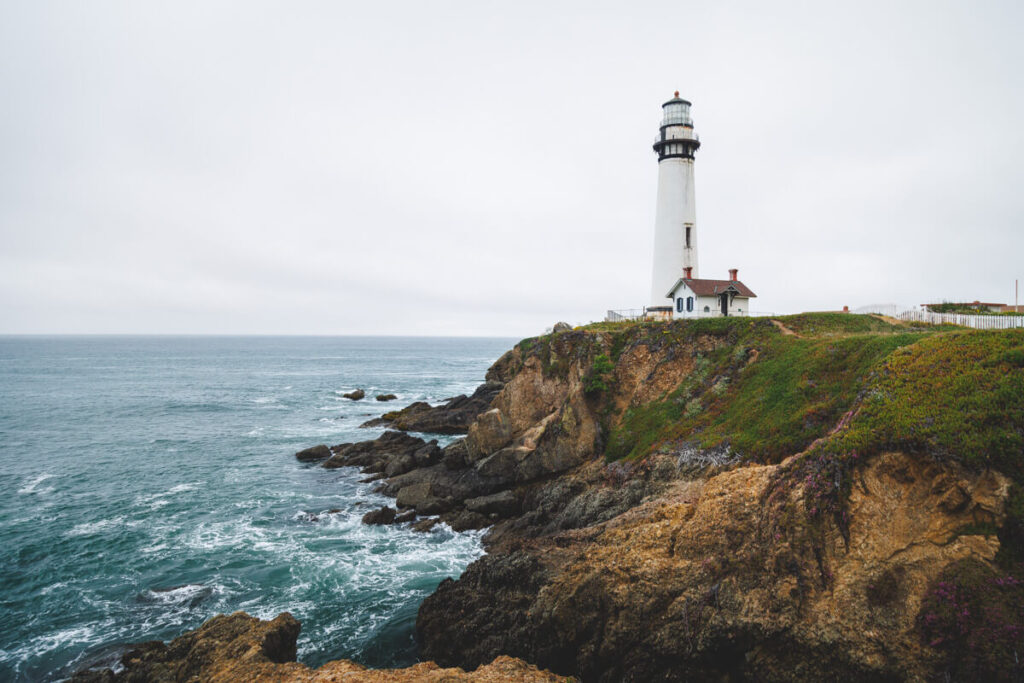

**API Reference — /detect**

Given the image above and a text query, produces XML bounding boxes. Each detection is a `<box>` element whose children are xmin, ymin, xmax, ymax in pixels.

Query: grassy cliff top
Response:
<box><xmin>521</xmin><ymin>313</ymin><xmax>1022</xmax><ymax>479</ymax></box>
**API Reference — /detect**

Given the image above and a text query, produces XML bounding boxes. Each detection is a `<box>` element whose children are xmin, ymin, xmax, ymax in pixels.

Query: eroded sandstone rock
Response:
<box><xmin>418</xmin><ymin>452</ymin><xmax>1012</xmax><ymax>681</ymax></box>
<box><xmin>71</xmin><ymin>612</ymin><xmax>567</xmax><ymax>682</ymax></box>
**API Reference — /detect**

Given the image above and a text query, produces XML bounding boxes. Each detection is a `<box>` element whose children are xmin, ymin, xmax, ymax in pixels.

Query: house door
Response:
<box><xmin>720</xmin><ymin>293</ymin><xmax>728</xmax><ymax>317</ymax></box>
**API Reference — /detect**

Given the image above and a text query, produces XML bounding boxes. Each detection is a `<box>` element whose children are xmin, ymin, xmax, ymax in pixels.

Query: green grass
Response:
<box><xmin>522</xmin><ymin>314</ymin><xmax>1024</xmax><ymax>567</ymax></box>
<box><xmin>831</xmin><ymin>330</ymin><xmax>1024</xmax><ymax>478</ymax></box>
<box><xmin>602</xmin><ymin>315</ymin><xmax>931</xmax><ymax>463</ymax></box>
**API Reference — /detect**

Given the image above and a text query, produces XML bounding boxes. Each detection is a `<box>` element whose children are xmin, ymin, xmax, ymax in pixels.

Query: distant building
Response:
<box><xmin>666</xmin><ymin>267</ymin><xmax>757</xmax><ymax>318</ymax></box>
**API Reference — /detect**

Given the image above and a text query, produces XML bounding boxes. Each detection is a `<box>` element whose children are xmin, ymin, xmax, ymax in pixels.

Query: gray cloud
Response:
<box><xmin>1</xmin><ymin>1</ymin><xmax>1022</xmax><ymax>335</ymax></box>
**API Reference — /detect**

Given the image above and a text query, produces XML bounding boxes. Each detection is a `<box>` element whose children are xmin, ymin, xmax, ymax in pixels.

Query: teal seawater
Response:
<box><xmin>0</xmin><ymin>335</ymin><xmax>514</xmax><ymax>682</ymax></box>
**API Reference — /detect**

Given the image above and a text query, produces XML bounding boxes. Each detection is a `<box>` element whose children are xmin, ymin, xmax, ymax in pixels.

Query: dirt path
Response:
<box><xmin>770</xmin><ymin>319</ymin><xmax>799</xmax><ymax>337</ymax></box>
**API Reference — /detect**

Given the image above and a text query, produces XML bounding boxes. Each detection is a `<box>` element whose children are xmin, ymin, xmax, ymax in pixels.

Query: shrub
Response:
<box><xmin>584</xmin><ymin>353</ymin><xmax>615</xmax><ymax>395</ymax></box>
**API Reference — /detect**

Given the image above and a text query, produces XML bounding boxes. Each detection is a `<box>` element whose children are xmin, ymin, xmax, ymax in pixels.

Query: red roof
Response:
<box><xmin>668</xmin><ymin>278</ymin><xmax>757</xmax><ymax>298</ymax></box>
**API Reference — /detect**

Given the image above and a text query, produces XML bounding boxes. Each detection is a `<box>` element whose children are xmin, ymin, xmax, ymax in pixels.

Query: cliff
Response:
<box><xmin>80</xmin><ymin>314</ymin><xmax>1024</xmax><ymax>681</ymax></box>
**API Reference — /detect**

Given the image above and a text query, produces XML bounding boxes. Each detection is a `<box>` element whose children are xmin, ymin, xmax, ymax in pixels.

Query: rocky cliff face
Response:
<box><xmin>70</xmin><ymin>612</ymin><xmax>564</xmax><ymax>682</ymax></box>
<box><xmin>85</xmin><ymin>315</ymin><xmax>1023</xmax><ymax>682</ymax></box>
<box><xmin>408</xmin><ymin>317</ymin><xmax>1024</xmax><ymax>681</ymax></box>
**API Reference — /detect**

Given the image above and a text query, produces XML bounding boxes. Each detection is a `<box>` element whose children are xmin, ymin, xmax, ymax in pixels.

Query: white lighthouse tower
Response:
<box><xmin>649</xmin><ymin>93</ymin><xmax>700</xmax><ymax>308</ymax></box>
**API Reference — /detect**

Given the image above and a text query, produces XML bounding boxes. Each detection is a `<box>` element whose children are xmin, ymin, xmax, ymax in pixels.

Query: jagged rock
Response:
<box><xmin>385</xmin><ymin>454</ymin><xmax>416</xmax><ymax>477</ymax></box>
<box><xmin>418</xmin><ymin>452</ymin><xmax>1014</xmax><ymax>681</ymax></box>
<box><xmin>396</xmin><ymin>482</ymin><xmax>453</xmax><ymax>515</ymax></box>
<box><xmin>465</xmin><ymin>409</ymin><xmax>512</xmax><ymax>462</ymax></box>
<box><xmin>412</xmin><ymin>518</ymin><xmax>440</xmax><ymax>533</ymax></box>
<box><xmin>442</xmin><ymin>439</ymin><xmax>469</xmax><ymax>470</ymax></box>
<box><xmin>413</xmin><ymin>441</ymin><xmax>443</xmax><ymax>467</ymax></box>
<box><xmin>342</xmin><ymin>389</ymin><xmax>365</xmax><ymax>400</ymax></box>
<box><xmin>464</xmin><ymin>490</ymin><xmax>520</xmax><ymax>518</ymax></box>
<box><xmin>375</xmin><ymin>393</ymin><xmax>397</xmax><ymax>401</ymax></box>
<box><xmin>395</xmin><ymin>509</ymin><xmax>417</xmax><ymax>524</ymax></box>
<box><xmin>361</xmin><ymin>506</ymin><xmax>397</xmax><ymax>525</ymax></box>
<box><xmin>277</xmin><ymin>320</ymin><xmax>1024</xmax><ymax>681</ymax></box>
<box><xmin>552</xmin><ymin>322</ymin><xmax>572</xmax><ymax>333</ymax></box>
<box><xmin>323</xmin><ymin>431</ymin><xmax>431</xmax><ymax>471</ymax></box>
<box><xmin>294</xmin><ymin>444</ymin><xmax>331</xmax><ymax>462</ymax></box>
<box><xmin>473</xmin><ymin>447</ymin><xmax>520</xmax><ymax>483</ymax></box>
<box><xmin>443</xmin><ymin>509</ymin><xmax>492</xmax><ymax>531</ymax></box>
<box><xmin>360</xmin><ymin>381</ymin><xmax>503</xmax><ymax>434</ymax></box>
<box><xmin>72</xmin><ymin>612</ymin><xmax>565</xmax><ymax>682</ymax></box>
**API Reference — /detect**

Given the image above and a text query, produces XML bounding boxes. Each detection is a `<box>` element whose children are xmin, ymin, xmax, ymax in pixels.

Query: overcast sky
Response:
<box><xmin>1</xmin><ymin>1</ymin><xmax>1022</xmax><ymax>336</ymax></box>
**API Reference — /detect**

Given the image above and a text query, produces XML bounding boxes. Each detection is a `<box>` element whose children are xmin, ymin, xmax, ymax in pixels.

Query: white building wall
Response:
<box><xmin>650</xmin><ymin>157</ymin><xmax>697</xmax><ymax>306</ymax></box>
<box><xmin>668</xmin><ymin>282</ymin><xmax>751</xmax><ymax>318</ymax></box>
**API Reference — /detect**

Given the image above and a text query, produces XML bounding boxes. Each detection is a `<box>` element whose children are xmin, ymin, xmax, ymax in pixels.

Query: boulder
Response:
<box><xmin>394</xmin><ymin>510</ymin><xmax>417</xmax><ymax>524</ymax></box>
<box><xmin>474</xmin><ymin>447</ymin><xmax>521</xmax><ymax>483</ymax></box>
<box><xmin>294</xmin><ymin>444</ymin><xmax>331</xmax><ymax>462</ymax></box>
<box><xmin>411</xmin><ymin>518</ymin><xmax>440</xmax><ymax>533</ymax></box>
<box><xmin>465</xmin><ymin>490</ymin><xmax>520</xmax><ymax>518</ymax></box>
<box><xmin>552</xmin><ymin>322</ymin><xmax>572</xmax><ymax>333</ymax></box>
<box><xmin>342</xmin><ymin>389</ymin><xmax>365</xmax><ymax>400</ymax></box>
<box><xmin>361</xmin><ymin>506</ymin><xmax>397</xmax><ymax>525</ymax></box>
<box><xmin>384</xmin><ymin>455</ymin><xmax>416</xmax><ymax>478</ymax></box>
<box><xmin>443</xmin><ymin>509</ymin><xmax>492</xmax><ymax>531</ymax></box>
<box><xmin>465</xmin><ymin>409</ymin><xmax>512</xmax><ymax>462</ymax></box>
<box><xmin>396</xmin><ymin>482</ymin><xmax>453</xmax><ymax>515</ymax></box>
<box><xmin>413</xmin><ymin>442</ymin><xmax>443</xmax><ymax>467</ymax></box>
<box><xmin>375</xmin><ymin>393</ymin><xmax>398</xmax><ymax>401</ymax></box>
<box><xmin>442</xmin><ymin>439</ymin><xmax>469</xmax><ymax>470</ymax></box>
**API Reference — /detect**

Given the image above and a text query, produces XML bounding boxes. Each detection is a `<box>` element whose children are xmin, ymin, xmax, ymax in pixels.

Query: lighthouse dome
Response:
<box><xmin>662</xmin><ymin>93</ymin><xmax>693</xmax><ymax>127</ymax></box>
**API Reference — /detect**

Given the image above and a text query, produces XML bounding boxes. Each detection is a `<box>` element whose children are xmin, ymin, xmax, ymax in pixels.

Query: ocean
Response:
<box><xmin>0</xmin><ymin>335</ymin><xmax>515</xmax><ymax>682</ymax></box>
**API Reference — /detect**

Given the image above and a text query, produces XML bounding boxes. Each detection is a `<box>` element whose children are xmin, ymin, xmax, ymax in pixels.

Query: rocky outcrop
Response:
<box><xmin>276</xmin><ymin>319</ymin><xmax>1023</xmax><ymax>680</ymax></box>
<box><xmin>375</xmin><ymin>393</ymin><xmax>397</xmax><ymax>401</ymax></box>
<box><xmin>361</xmin><ymin>381</ymin><xmax>504</xmax><ymax>434</ymax></box>
<box><xmin>294</xmin><ymin>444</ymin><xmax>331</xmax><ymax>462</ymax></box>
<box><xmin>71</xmin><ymin>612</ymin><xmax>566</xmax><ymax>682</ymax></box>
<box><xmin>362</xmin><ymin>506</ymin><xmax>398</xmax><ymax>525</ymax></box>
<box><xmin>322</xmin><ymin>431</ymin><xmax>440</xmax><ymax>472</ymax></box>
<box><xmin>418</xmin><ymin>452</ymin><xmax>1013</xmax><ymax>681</ymax></box>
<box><xmin>342</xmin><ymin>389</ymin><xmax>365</xmax><ymax>400</ymax></box>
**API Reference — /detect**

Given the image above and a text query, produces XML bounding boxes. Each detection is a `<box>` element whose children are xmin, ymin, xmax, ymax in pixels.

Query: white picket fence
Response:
<box><xmin>854</xmin><ymin>304</ymin><xmax>1024</xmax><ymax>330</ymax></box>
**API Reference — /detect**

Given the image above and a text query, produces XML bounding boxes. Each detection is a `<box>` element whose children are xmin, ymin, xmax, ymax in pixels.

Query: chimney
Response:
<box><xmin>684</xmin><ymin>266</ymin><xmax>693</xmax><ymax>279</ymax></box>
<box><xmin>728</xmin><ymin>268</ymin><xmax>738</xmax><ymax>281</ymax></box>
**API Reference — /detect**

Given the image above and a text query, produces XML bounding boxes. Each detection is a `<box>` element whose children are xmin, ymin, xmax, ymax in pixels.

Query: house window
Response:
<box><xmin>685</xmin><ymin>226</ymin><xmax>691</xmax><ymax>248</ymax></box>
<box><xmin>676</xmin><ymin>297</ymin><xmax>684</xmax><ymax>313</ymax></box>
<box><xmin>704</xmin><ymin>305</ymin><xmax>710</xmax><ymax>313</ymax></box>
<box><xmin>687</xmin><ymin>297</ymin><xmax>694</xmax><ymax>312</ymax></box>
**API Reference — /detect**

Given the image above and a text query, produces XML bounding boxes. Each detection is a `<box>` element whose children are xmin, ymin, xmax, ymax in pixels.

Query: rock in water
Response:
<box><xmin>360</xmin><ymin>381</ymin><xmax>503</xmax><ymax>434</ymax></box>
<box><xmin>361</xmin><ymin>506</ymin><xmax>397</xmax><ymax>525</ymax></box>
<box><xmin>342</xmin><ymin>389</ymin><xmax>365</xmax><ymax>400</ymax></box>
<box><xmin>294</xmin><ymin>444</ymin><xmax>331</xmax><ymax>462</ymax></box>
<box><xmin>375</xmin><ymin>393</ymin><xmax>397</xmax><ymax>401</ymax></box>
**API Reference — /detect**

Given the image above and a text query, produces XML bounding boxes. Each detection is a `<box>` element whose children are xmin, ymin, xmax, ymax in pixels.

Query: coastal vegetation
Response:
<box><xmin>81</xmin><ymin>313</ymin><xmax>1024</xmax><ymax>681</ymax></box>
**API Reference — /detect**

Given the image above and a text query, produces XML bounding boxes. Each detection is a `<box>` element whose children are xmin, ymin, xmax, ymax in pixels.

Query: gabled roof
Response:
<box><xmin>667</xmin><ymin>278</ymin><xmax>757</xmax><ymax>299</ymax></box>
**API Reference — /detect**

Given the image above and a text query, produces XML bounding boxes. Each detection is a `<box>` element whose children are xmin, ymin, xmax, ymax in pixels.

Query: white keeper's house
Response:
<box><xmin>666</xmin><ymin>267</ymin><xmax>757</xmax><ymax>318</ymax></box>
<box><xmin>607</xmin><ymin>93</ymin><xmax>757</xmax><ymax>322</ymax></box>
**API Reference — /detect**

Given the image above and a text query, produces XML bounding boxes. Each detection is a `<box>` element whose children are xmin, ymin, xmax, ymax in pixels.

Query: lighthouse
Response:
<box><xmin>649</xmin><ymin>93</ymin><xmax>701</xmax><ymax>307</ymax></box>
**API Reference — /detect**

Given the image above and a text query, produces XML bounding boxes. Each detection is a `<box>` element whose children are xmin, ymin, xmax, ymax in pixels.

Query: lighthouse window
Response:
<box><xmin>685</xmin><ymin>226</ymin><xmax>691</xmax><ymax>247</ymax></box>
